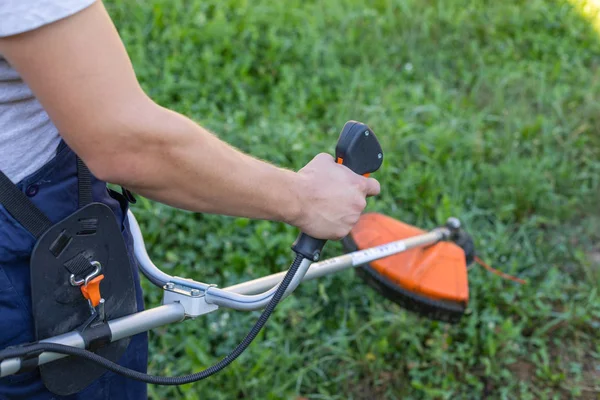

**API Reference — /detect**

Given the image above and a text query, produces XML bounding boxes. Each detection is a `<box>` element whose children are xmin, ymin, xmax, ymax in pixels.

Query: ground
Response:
<box><xmin>104</xmin><ymin>0</ymin><xmax>599</xmax><ymax>398</ymax></box>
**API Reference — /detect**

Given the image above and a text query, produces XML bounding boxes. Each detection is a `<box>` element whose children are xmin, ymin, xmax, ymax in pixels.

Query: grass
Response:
<box><xmin>104</xmin><ymin>0</ymin><xmax>600</xmax><ymax>398</ymax></box>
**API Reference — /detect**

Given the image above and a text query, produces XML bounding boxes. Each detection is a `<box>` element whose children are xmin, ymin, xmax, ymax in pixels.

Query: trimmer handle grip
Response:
<box><xmin>292</xmin><ymin>121</ymin><xmax>383</xmax><ymax>261</ymax></box>
<box><xmin>335</xmin><ymin>120</ymin><xmax>383</xmax><ymax>176</ymax></box>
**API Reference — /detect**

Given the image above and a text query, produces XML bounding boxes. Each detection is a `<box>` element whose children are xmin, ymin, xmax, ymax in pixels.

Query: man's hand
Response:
<box><xmin>292</xmin><ymin>153</ymin><xmax>381</xmax><ymax>240</ymax></box>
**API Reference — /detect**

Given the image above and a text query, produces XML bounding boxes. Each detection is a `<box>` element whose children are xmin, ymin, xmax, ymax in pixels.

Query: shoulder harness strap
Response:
<box><xmin>76</xmin><ymin>156</ymin><xmax>93</xmax><ymax>208</ymax></box>
<box><xmin>0</xmin><ymin>156</ymin><xmax>93</xmax><ymax>238</ymax></box>
<box><xmin>0</xmin><ymin>170</ymin><xmax>52</xmax><ymax>238</ymax></box>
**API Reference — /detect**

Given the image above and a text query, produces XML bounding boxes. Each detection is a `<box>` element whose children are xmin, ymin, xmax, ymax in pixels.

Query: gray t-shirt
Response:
<box><xmin>0</xmin><ymin>0</ymin><xmax>95</xmax><ymax>183</ymax></box>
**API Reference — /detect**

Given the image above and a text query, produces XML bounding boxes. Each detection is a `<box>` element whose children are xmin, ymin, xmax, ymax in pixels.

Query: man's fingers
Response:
<box><xmin>314</xmin><ymin>152</ymin><xmax>335</xmax><ymax>163</ymax></box>
<box><xmin>363</xmin><ymin>177</ymin><xmax>381</xmax><ymax>197</ymax></box>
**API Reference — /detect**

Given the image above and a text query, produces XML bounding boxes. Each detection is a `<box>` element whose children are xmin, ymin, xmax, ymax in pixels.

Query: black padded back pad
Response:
<box><xmin>30</xmin><ymin>202</ymin><xmax>137</xmax><ymax>395</ymax></box>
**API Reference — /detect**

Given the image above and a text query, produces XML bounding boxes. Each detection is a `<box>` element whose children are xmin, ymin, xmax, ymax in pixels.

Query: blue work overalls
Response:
<box><xmin>0</xmin><ymin>142</ymin><xmax>148</xmax><ymax>399</ymax></box>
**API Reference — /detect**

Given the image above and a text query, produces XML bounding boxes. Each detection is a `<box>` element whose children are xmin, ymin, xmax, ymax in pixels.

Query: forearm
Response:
<box><xmin>0</xmin><ymin>0</ymin><xmax>380</xmax><ymax>240</ymax></box>
<box><xmin>91</xmin><ymin>101</ymin><xmax>303</xmax><ymax>224</ymax></box>
<box><xmin>0</xmin><ymin>2</ymin><xmax>302</xmax><ymax>223</ymax></box>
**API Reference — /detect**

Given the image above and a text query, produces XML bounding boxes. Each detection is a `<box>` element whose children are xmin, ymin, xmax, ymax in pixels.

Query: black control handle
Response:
<box><xmin>292</xmin><ymin>121</ymin><xmax>383</xmax><ymax>261</ymax></box>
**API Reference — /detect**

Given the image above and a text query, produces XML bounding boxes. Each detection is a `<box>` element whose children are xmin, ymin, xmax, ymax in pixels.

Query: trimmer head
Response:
<box><xmin>342</xmin><ymin>213</ymin><xmax>470</xmax><ymax>323</ymax></box>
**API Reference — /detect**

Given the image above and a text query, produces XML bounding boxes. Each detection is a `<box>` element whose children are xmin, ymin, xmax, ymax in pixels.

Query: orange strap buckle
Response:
<box><xmin>80</xmin><ymin>274</ymin><xmax>105</xmax><ymax>307</ymax></box>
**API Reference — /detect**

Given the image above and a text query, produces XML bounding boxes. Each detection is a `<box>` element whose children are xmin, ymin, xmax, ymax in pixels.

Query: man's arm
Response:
<box><xmin>0</xmin><ymin>0</ymin><xmax>379</xmax><ymax>240</ymax></box>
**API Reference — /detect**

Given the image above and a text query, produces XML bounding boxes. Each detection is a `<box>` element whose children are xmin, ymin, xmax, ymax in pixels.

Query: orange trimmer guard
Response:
<box><xmin>342</xmin><ymin>213</ymin><xmax>469</xmax><ymax>323</ymax></box>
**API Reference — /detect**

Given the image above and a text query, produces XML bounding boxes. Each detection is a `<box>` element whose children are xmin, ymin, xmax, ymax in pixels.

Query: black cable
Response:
<box><xmin>0</xmin><ymin>254</ymin><xmax>306</xmax><ymax>385</ymax></box>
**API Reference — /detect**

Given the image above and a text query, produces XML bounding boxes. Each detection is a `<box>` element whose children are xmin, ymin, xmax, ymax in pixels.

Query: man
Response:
<box><xmin>0</xmin><ymin>1</ymin><xmax>380</xmax><ymax>398</ymax></box>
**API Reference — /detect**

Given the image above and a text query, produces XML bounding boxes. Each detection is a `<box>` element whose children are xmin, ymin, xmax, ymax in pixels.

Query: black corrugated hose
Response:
<box><xmin>0</xmin><ymin>254</ymin><xmax>307</xmax><ymax>385</ymax></box>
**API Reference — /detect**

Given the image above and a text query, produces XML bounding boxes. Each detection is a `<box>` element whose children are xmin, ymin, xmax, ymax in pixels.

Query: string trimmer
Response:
<box><xmin>0</xmin><ymin>121</ymin><xmax>516</xmax><ymax>387</ymax></box>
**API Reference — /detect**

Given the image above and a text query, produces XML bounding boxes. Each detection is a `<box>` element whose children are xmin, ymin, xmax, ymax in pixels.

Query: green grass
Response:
<box><xmin>105</xmin><ymin>0</ymin><xmax>600</xmax><ymax>398</ymax></box>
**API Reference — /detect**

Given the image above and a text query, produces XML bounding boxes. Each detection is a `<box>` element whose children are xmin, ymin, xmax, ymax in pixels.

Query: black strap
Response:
<box><xmin>0</xmin><ymin>154</ymin><xmax>95</xmax><ymax>239</ymax></box>
<box><xmin>0</xmin><ymin>171</ymin><xmax>52</xmax><ymax>238</ymax></box>
<box><xmin>49</xmin><ymin>230</ymin><xmax>72</xmax><ymax>257</ymax></box>
<box><xmin>121</xmin><ymin>187</ymin><xmax>136</xmax><ymax>204</ymax></box>
<box><xmin>63</xmin><ymin>253</ymin><xmax>94</xmax><ymax>278</ymax></box>
<box><xmin>77</xmin><ymin>157</ymin><xmax>93</xmax><ymax>208</ymax></box>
